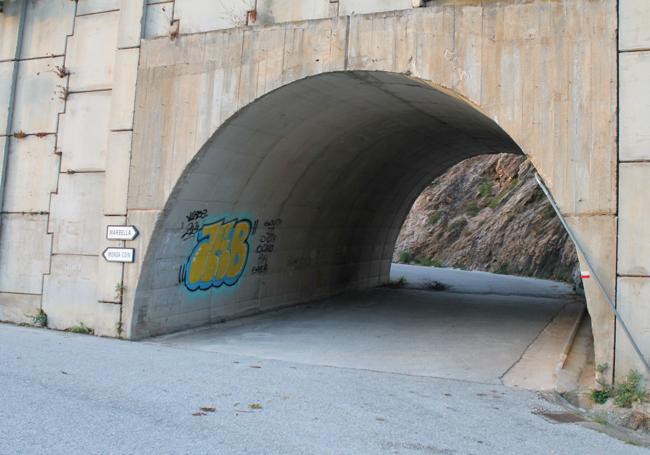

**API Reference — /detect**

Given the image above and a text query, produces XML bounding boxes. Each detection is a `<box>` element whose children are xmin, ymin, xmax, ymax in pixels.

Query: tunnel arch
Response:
<box><xmin>129</xmin><ymin>70</ymin><xmax>543</xmax><ymax>338</ymax></box>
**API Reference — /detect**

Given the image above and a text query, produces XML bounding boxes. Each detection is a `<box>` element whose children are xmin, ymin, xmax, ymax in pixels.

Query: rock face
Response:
<box><xmin>393</xmin><ymin>154</ymin><xmax>579</xmax><ymax>282</ymax></box>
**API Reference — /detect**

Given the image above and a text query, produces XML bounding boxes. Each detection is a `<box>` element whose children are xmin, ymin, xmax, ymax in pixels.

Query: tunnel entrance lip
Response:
<box><xmin>130</xmin><ymin>70</ymin><xmax>540</xmax><ymax>341</ymax></box>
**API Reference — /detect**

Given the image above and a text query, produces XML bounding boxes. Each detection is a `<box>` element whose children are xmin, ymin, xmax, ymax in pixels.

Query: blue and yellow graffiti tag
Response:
<box><xmin>182</xmin><ymin>217</ymin><xmax>253</xmax><ymax>292</ymax></box>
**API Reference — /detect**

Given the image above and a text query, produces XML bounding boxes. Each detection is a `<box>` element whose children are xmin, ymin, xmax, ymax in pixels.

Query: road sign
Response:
<box><xmin>106</xmin><ymin>225</ymin><xmax>139</xmax><ymax>241</ymax></box>
<box><xmin>103</xmin><ymin>247</ymin><xmax>135</xmax><ymax>263</ymax></box>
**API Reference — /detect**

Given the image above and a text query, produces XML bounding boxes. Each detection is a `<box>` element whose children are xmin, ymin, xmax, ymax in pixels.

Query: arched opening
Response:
<box><xmin>132</xmin><ymin>71</ymin><xmax>591</xmax><ymax>384</ymax></box>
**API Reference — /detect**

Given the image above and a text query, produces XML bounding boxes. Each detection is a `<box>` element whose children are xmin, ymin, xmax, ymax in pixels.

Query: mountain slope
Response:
<box><xmin>393</xmin><ymin>154</ymin><xmax>579</xmax><ymax>282</ymax></box>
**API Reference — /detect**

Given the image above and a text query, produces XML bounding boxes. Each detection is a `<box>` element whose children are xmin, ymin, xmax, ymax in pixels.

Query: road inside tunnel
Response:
<box><xmin>149</xmin><ymin>265</ymin><xmax>581</xmax><ymax>385</ymax></box>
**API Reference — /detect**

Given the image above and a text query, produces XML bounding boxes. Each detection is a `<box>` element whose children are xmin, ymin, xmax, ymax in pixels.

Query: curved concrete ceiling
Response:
<box><xmin>133</xmin><ymin>71</ymin><xmax>522</xmax><ymax>337</ymax></box>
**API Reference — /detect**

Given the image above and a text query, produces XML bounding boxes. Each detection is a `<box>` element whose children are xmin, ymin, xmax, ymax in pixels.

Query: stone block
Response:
<box><xmin>616</xmin><ymin>277</ymin><xmax>650</xmax><ymax>381</ymax></box>
<box><xmin>104</xmin><ymin>131</ymin><xmax>132</xmax><ymax>215</ymax></box>
<box><xmin>109</xmin><ymin>48</ymin><xmax>139</xmax><ymax>131</ymax></box>
<box><xmin>49</xmin><ymin>173</ymin><xmax>104</xmax><ymax>255</ymax></box>
<box><xmin>67</xmin><ymin>11</ymin><xmax>119</xmax><ymax>92</ymax></box>
<box><xmin>12</xmin><ymin>57</ymin><xmax>65</xmax><ymax>134</ymax></box>
<box><xmin>0</xmin><ymin>0</ymin><xmax>20</xmax><ymax>61</ymax></box>
<box><xmin>0</xmin><ymin>214</ymin><xmax>51</xmax><ymax>294</ymax></box>
<box><xmin>173</xmin><ymin>0</ymin><xmax>251</xmax><ymax>34</ymax></box>
<box><xmin>76</xmin><ymin>0</ymin><xmax>120</xmax><ymax>16</ymax></box>
<box><xmin>59</xmin><ymin>91</ymin><xmax>111</xmax><ymax>172</ymax></box>
<box><xmin>20</xmin><ymin>0</ymin><xmax>75</xmax><ymax>59</ymax></box>
<box><xmin>117</xmin><ymin>0</ymin><xmax>145</xmax><ymax>48</ymax></box>
<box><xmin>143</xmin><ymin>2</ymin><xmax>173</xmax><ymax>39</ymax></box>
<box><xmin>0</xmin><ymin>292</ymin><xmax>41</xmax><ymax>325</ymax></box>
<box><xmin>619</xmin><ymin>163</ymin><xmax>650</xmax><ymax>275</ymax></box>
<box><xmin>339</xmin><ymin>0</ymin><xmax>416</xmax><ymax>16</ymax></box>
<box><xmin>42</xmin><ymin>254</ymin><xmax>121</xmax><ymax>336</ymax></box>
<box><xmin>620</xmin><ymin>51</ymin><xmax>650</xmax><ymax>161</ymax></box>
<box><xmin>2</xmin><ymin>135</ymin><xmax>59</xmax><ymax>213</ymax></box>
<box><xmin>256</xmin><ymin>0</ymin><xmax>332</xmax><ymax>25</ymax></box>
<box><xmin>619</xmin><ymin>0</ymin><xmax>650</xmax><ymax>51</ymax></box>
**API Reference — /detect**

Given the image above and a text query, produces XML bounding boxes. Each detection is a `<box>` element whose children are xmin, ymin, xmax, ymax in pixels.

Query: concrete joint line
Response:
<box><xmin>98</xmin><ymin>300</ymin><xmax>123</xmax><ymax>305</ymax></box>
<box><xmin>76</xmin><ymin>9</ymin><xmax>120</xmax><ymax>18</ymax></box>
<box><xmin>67</xmin><ymin>88</ymin><xmax>113</xmax><ymax>95</ymax></box>
<box><xmin>619</xmin><ymin>48</ymin><xmax>650</xmax><ymax>53</ymax></box>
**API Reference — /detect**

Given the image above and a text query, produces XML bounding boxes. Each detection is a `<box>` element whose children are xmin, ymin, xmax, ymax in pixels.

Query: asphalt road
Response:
<box><xmin>1</xmin><ymin>267</ymin><xmax>644</xmax><ymax>454</ymax></box>
<box><xmin>154</xmin><ymin>269</ymin><xmax>571</xmax><ymax>383</ymax></box>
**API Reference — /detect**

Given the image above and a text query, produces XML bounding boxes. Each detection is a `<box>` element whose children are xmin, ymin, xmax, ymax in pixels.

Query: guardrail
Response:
<box><xmin>535</xmin><ymin>172</ymin><xmax>650</xmax><ymax>375</ymax></box>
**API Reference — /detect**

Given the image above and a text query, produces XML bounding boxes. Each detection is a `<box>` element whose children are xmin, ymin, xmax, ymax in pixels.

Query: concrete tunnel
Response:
<box><xmin>130</xmin><ymin>71</ymin><xmax>526</xmax><ymax>338</ymax></box>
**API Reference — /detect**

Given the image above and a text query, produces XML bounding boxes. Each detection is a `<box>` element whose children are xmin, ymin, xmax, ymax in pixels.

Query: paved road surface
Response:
<box><xmin>155</xmin><ymin>266</ymin><xmax>576</xmax><ymax>383</ymax></box>
<box><xmin>1</xmin><ymin>267</ymin><xmax>642</xmax><ymax>454</ymax></box>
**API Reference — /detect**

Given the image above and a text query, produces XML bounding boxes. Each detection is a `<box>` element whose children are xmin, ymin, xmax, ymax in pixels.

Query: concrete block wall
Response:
<box><xmin>616</xmin><ymin>0</ymin><xmax>650</xmax><ymax>380</ymax></box>
<box><xmin>0</xmin><ymin>0</ymin><xmax>145</xmax><ymax>336</ymax></box>
<box><xmin>0</xmin><ymin>0</ymin><xmax>73</xmax><ymax>325</ymax></box>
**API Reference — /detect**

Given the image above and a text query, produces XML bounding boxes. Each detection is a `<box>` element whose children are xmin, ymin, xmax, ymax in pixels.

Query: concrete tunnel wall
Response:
<box><xmin>121</xmin><ymin>1</ymin><xmax>620</xmax><ymax>379</ymax></box>
<box><xmin>130</xmin><ymin>72</ymin><xmax>523</xmax><ymax>338</ymax></box>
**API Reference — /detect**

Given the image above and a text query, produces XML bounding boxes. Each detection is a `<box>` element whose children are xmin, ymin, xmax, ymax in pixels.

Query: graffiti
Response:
<box><xmin>181</xmin><ymin>216</ymin><xmax>253</xmax><ymax>292</ymax></box>
<box><xmin>251</xmin><ymin>218</ymin><xmax>281</xmax><ymax>275</ymax></box>
<box><xmin>181</xmin><ymin>209</ymin><xmax>208</xmax><ymax>240</ymax></box>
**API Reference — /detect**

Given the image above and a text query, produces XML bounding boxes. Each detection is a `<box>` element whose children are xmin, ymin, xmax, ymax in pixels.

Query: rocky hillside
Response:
<box><xmin>393</xmin><ymin>154</ymin><xmax>579</xmax><ymax>283</ymax></box>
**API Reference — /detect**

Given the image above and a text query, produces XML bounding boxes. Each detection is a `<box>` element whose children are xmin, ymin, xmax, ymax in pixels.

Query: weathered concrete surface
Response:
<box><xmin>1</xmin><ymin>0</ymin><xmax>646</xmax><ymax>384</ymax></box>
<box><xmin>3</xmin><ymin>322</ymin><xmax>647</xmax><ymax>454</ymax></box>
<box><xmin>2</xmin><ymin>136</ymin><xmax>58</xmax><ymax>213</ymax></box>
<box><xmin>619</xmin><ymin>0</ymin><xmax>650</xmax><ymax>51</ymax></box>
<box><xmin>125</xmin><ymin>1</ymin><xmax>619</xmax><ymax>382</ymax></box>
<box><xmin>617</xmin><ymin>278</ymin><xmax>650</xmax><ymax>378</ymax></box>
<box><xmin>619</xmin><ymin>52</ymin><xmax>650</xmax><ymax>161</ymax></box>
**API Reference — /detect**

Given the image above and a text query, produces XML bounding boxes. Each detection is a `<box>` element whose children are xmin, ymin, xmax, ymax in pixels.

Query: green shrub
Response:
<box><xmin>590</xmin><ymin>389</ymin><xmax>610</xmax><ymax>405</ymax></box>
<box><xmin>449</xmin><ymin>218</ymin><xmax>467</xmax><ymax>232</ymax></box>
<box><xmin>30</xmin><ymin>309</ymin><xmax>47</xmax><ymax>327</ymax></box>
<box><xmin>613</xmin><ymin>370</ymin><xmax>648</xmax><ymax>408</ymax></box>
<box><xmin>591</xmin><ymin>369</ymin><xmax>649</xmax><ymax>408</ymax></box>
<box><xmin>67</xmin><ymin>322</ymin><xmax>94</xmax><ymax>335</ymax></box>
<box><xmin>478</xmin><ymin>181</ymin><xmax>494</xmax><ymax>198</ymax></box>
<box><xmin>399</xmin><ymin>251</ymin><xmax>413</xmax><ymax>264</ymax></box>
<box><xmin>488</xmin><ymin>194</ymin><xmax>504</xmax><ymax>209</ymax></box>
<box><xmin>428</xmin><ymin>212</ymin><xmax>443</xmax><ymax>225</ymax></box>
<box><xmin>465</xmin><ymin>202</ymin><xmax>480</xmax><ymax>217</ymax></box>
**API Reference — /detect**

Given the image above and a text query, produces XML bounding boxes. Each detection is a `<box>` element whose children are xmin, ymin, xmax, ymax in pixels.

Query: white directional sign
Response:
<box><xmin>103</xmin><ymin>247</ymin><xmax>135</xmax><ymax>263</ymax></box>
<box><xmin>106</xmin><ymin>225</ymin><xmax>139</xmax><ymax>241</ymax></box>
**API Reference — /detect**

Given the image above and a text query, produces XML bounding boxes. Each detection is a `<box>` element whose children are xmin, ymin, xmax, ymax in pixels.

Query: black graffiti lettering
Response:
<box><xmin>251</xmin><ymin>218</ymin><xmax>281</xmax><ymax>274</ymax></box>
<box><xmin>256</xmin><ymin>244</ymin><xmax>274</xmax><ymax>253</ymax></box>
<box><xmin>181</xmin><ymin>221</ymin><xmax>200</xmax><ymax>240</ymax></box>
<box><xmin>185</xmin><ymin>209</ymin><xmax>208</xmax><ymax>222</ymax></box>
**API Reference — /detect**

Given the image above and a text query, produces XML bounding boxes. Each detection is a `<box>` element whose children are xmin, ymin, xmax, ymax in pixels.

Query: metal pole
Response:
<box><xmin>535</xmin><ymin>172</ymin><xmax>650</xmax><ymax>374</ymax></box>
<box><xmin>0</xmin><ymin>0</ymin><xmax>28</xmax><ymax>231</ymax></box>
